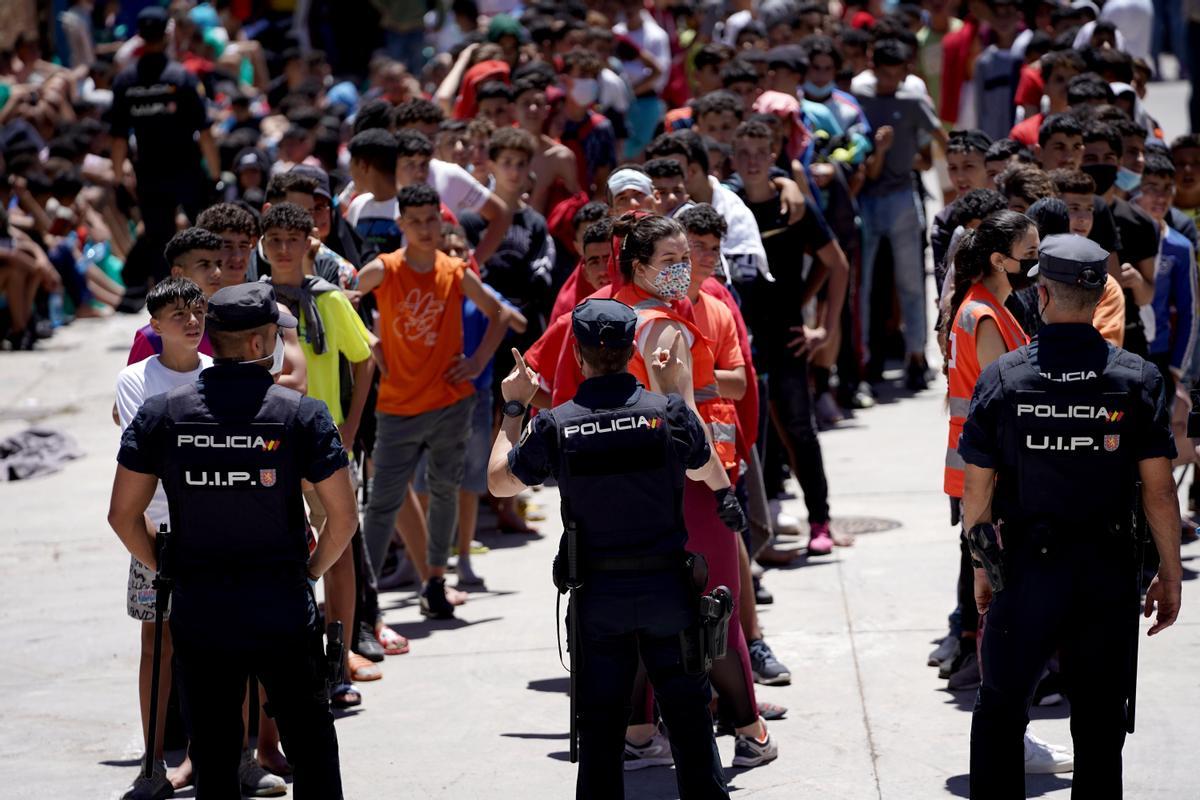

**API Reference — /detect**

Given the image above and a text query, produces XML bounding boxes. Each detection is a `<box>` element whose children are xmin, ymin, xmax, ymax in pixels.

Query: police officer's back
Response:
<box><xmin>957</xmin><ymin>235</ymin><xmax>1183</xmax><ymax>799</ymax></box>
<box><xmin>111</xmin><ymin>7</ymin><xmax>217</xmax><ymax>285</ymax></box>
<box><xmin>109</xmin><ymin>284</ymin><xmax>358</xmax><ymax>799</ymax></box>
<box><xmin>488</xmin><ymin>299</ymin><xmax>729</xmax><ymax>799</ymax></box>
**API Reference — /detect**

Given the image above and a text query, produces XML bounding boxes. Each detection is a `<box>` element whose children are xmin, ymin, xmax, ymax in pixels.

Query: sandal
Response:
<box><xmin>757</xmin><ymin>701</ymin><xmax>787</xmax><ymax>721</ymax></box>
<box><xmin>375</xmin><ymin>625</ymin><xmax>410</xmax><ymax>656</ymax></box>
<box><xmin>348</xmin><ymin>652</ymin><xmax>382</xmax><ymax>682</ymax></box>
<box><xmin>756</xmin><ymin>546</ymin><xmax>802</xmax><ymax>567</ymax></box>
<box><xmin>445</xmin><ymin>585</ymin><xmax>470</xmax><ymax>606</ymax></box>
<box><xmin>330</xmin><ymin>683</ymin><xmax>361</xmax><ymax>709</ymax></box>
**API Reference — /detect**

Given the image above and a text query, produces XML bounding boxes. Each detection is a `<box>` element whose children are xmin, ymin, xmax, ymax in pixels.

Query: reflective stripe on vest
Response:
<box><xmin>944</xmin><ymin>285</ymin><xmax>1028</xmax><ymax>498</ymax></box>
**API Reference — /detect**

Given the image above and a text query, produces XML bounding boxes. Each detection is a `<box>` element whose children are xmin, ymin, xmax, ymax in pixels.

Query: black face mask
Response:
<box><xmin>1006</xmin><ymin>257</ymin><xmax>1039</xmax><ymax>291</ymax></box>
<box><xmin>1081</xmin><ymin>163</ymin><xmax>1118</xmax><ymax>195</ymax></box>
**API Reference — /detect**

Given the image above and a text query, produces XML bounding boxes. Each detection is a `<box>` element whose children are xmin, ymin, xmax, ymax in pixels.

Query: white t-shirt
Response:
<box><xmin>614</xmin><ymin>12</ymin><xmax>671</xmax><ymax>95</ymax></box>
<box><xmin>346</xmin><ymin>192</ymin><xmax>404</xmax><ymax>254</ymax></box>
<box><xmin>116</xmin><ymin>353</ymin><xmax>212</xmax><ymax>525</ymax></box>
<box><xmin>429</xmin><ymin>159</ymin><xmax>490</xmax><ymax>217</ymax></box>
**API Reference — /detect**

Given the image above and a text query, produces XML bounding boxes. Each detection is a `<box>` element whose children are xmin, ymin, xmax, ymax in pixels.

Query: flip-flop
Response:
<box><xmin>375</xmin><ymin>625</ymin><xmax>410</xmax><ymax>656</ymax></box>
<box><xmin>445</xmin><ymin>586</ymin><xmax>470</xmax><ymax>606</ymax></box>
<box><xmin>330</xmin><ymin>683</ymin><xmax>361</xmax><ymax>709</ymax></box>
<box><xmin>348</xmin><ymin>652</ymin><xmax>382</xmax><ymax>682</ymax></box>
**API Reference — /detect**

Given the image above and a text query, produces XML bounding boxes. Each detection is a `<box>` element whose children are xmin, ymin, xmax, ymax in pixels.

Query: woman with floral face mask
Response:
<box><xmin>939</xmin><ymin>210</ymin><xmax>1036</xmax><ymax>679</ymax></box>
<box><xmin>610</xmin><ymin>212</ymin><xmax>778</xmax><ymax>768</ymax></box>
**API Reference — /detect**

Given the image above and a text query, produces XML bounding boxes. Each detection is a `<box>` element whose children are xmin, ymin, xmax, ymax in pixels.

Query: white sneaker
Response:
<box><xmin>732</xmin><ymin>726</ymin><xmax>778</xmax><ymax>768</ymax></box>
<box><xmin>1024</xmin><ymin>731</ymin><xmax>1073</xmax><ymax>774</ymax></box>
<box><xmin>623</xmin><ymin>728</ymin><xmax>674</xmax><ymax>770</ymax></box>
<box><xmin>768</xmin><ymin>500</ymin><xmax>801</xmax><ymax>536</ymax></box>
<box><xmin>239</xmin><ymin>749</ymin><xmax>287</xmax><ymax>796</ymax></box>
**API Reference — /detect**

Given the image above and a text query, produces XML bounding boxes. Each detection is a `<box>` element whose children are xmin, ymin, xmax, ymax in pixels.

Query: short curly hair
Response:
<box><xmin>196</xmin><ymin>203</ymin><xmax>259</xmax><ymax>237</ymax></box>
<box><xmin>261</xmin><ymin>202</ymin><xmax>314</xmax><ymax>235</ymax></box>
<box><xmin>679</xmin><ymin>203</ymin><xmax>727</xmax><ymax>239</ymax></box>
<box><xmin>164</xmin><ymin>227</ymin><xmax>226</xmax><ymax>266</ymax></box>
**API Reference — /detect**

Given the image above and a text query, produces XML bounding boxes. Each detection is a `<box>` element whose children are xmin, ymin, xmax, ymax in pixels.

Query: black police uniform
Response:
<box><xmin>507</xmin><ymin>300</ymin><xmax>729</xmax><ymax>800</ymax></box>
<box><xmin>111</xmin><ymin>9</ymin><xmax>210</xmax><ymax>284</ymax></box>
<box><xmin>958</xmin><ymin>235</ymin><xmax>1175</xmax><ymax>799</ymax></box>
<box><xmin>117</xmin><ymin>285</ymin><xmax>346</xmax><ymax>799</ymax></box>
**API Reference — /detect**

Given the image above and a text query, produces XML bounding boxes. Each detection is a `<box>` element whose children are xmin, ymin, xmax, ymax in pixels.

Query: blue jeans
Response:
<box><xmin>859</xmin><ymin>188</ymin><xmax>928</xmax><ymax>360</ymax></box>
<box><xmin>385</xmin><ymin>28</ymin><xmax>426</xmax><ymax>77</ymax></box>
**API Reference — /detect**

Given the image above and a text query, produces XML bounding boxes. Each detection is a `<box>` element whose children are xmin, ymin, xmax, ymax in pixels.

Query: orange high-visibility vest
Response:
<box><xmin>944</xmin><ymin>283</ymin><xmax>1028</xmax><ymax>498</ymax></box>
<box><xmin>615</xmin><ymin>285</ymin><xmax>740</xmax><ymax>473</ymax></box>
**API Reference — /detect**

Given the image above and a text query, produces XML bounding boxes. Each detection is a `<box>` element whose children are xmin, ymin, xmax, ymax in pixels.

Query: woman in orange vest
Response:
<box><xmin>940</xmin><ymin>210</ymin><xmax>1037</xmax><ymax>681</ymax></box>
<box><xmin>610</xmin><ymin>213</ymin><xmax>777</xmax><ymax>768</ymax></box>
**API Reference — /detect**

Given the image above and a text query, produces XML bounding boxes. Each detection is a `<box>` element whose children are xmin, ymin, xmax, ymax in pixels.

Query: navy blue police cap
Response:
<box><xmin>137</xmin><ymin>6</ymin><xmax>169</xmax><ymax>36</ymax></box>
<box><xmin>572</xmin><ymin>299</ymin><xmax>637</xmax><ymax>349</ymax></box>
<box><xmin>206</xmin><ymin>283</ymin><xmax>298</xmax><ymax>332</ymax></box>
<box><xmin>1028</xmin><ymin>233</ymin><xmax>1109</xmax><ymax>290</ymax></box>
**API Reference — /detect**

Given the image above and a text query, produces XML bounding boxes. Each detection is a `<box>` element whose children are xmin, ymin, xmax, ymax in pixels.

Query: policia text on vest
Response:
<box><xmin>109</xmin><ymin>283</ymin><xmax>360</xmax><ymax>798</ymax></box>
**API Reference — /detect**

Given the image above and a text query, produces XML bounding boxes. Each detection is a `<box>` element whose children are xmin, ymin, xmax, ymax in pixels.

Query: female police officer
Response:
<box><xmin>108</xmin><ymin>283</ymin><xmax>358</xmax><ymax>798</ymax></box>
<box><xmin>958</xmin><ymin>234</ymin><xmax>1183</xmax><ymax>798</ymax></box>
<box><xmin>488</xmin><ymin>298</ymin><xmax>732</xmax><ymax>799</ymax></box>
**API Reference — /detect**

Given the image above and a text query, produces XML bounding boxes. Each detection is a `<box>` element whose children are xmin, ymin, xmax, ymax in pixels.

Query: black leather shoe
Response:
<box><xmin>352</xmin><ymin>621</ymin><xmax>385</xmax><ymax>662</ymax></box>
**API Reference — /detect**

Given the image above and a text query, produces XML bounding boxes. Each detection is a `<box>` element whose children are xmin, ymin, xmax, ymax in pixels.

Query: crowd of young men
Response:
<box><xmin>3</xmin><ymin>0</ymin><xmax>1196</xmax><ymax>795</ymax></box>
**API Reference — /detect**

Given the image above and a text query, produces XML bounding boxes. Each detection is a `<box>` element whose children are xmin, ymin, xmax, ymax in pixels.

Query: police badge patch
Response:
<box><xmin>1104</xmin><ymin>435</ymin><xmax>1120</xmax><ymax>452</ymax></box>
<box><xmin>260</xmin><ymin>469</ymin><xmax>277</xmax><ymax>487</ymax></box>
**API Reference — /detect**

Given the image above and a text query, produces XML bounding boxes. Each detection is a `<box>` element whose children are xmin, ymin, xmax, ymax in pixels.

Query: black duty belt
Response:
<box><xmin>590</xmin><ymin>553</ymin><xmax>687</xmax><ymax>572</ymax></box>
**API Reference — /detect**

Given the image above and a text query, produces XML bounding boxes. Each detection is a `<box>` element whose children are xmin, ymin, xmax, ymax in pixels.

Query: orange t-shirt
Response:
<box><xmin>374</xmin><ymin>250</ymin><xmax>474</xmax><ymax>416</ymax></box>
<box><xmin>1093</xmin><ymin>274</ymin><xmax>1126</xmax><ymax>348</ymax></box>
<box><xmin>692</xmin><ymin>292</ymin><xmax>745</xmax><ymax>372</ymax></box>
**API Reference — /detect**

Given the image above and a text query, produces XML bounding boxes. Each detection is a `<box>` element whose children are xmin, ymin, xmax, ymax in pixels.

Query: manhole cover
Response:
<box><xmin>791</xmin><ymin>516</ymin><xmax>901</xmax><ymax>536</ymax></box>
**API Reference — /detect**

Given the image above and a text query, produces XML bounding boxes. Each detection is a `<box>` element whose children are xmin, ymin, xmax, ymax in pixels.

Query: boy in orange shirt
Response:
<box><xmin>356</xmin><ymin>184</ymin><xmax>507</xmax><ymax>619</ymax></box>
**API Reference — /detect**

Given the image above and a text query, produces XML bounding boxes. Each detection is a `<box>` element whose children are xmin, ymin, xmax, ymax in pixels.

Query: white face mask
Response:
<box><xmin>242</xmin><ymin>333</ymin><xmax>285</xmax><ymax>375</ymax></box>
<box><xmin>570</xmin><ymin>78</ymin><xmax>599</xmax><ymax>107</ymax></box>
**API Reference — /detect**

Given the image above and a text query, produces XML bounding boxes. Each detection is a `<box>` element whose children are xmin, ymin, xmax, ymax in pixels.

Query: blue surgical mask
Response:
<box><xmin>1115</xmin><ymin>166</ymin><xmax>1142</xmax><ymax>193</ymax></box>
<box><xmin>803</xmin><ymin>80</ymin><xmax>834</xmax><ymax>100</ymax></box>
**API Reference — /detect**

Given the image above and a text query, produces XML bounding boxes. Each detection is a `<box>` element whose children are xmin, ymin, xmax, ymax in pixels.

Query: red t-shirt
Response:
<box><xmin>1014</xmin><ymin>64</ymin><xmax>1044</xmax><ymax>108</ymax></box>
<box><xmin>1009</xmin><ymin>112</ymin><xmax>1043</xmax><ymax>147</ymax></box>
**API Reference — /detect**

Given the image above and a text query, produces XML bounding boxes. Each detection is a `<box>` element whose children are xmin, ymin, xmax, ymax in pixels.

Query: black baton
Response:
<box><xmin>141</xmin><ymin>524</ymin><xmax>172</xmax><ymax>781</ymax></box>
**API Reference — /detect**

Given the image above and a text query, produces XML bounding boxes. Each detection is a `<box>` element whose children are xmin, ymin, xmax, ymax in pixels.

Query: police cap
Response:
<box><xmin>572</xmin><ymin>299</ymin><xmax>636</xmax><ymax>349</ymax></box>
<box><xmin>206</xmin><ymin>283</ymin><xmax>298</xmax><ymax>332</ymax></box>
<box><xmin>137</xmin><ymin>6</ymin><xmax>169</xmax><ymax>37</ymax></box>
<box><xmin>1028</xmin><ymin>234</ymin><xmax>1109</xmax><ymax>290</ymax></box>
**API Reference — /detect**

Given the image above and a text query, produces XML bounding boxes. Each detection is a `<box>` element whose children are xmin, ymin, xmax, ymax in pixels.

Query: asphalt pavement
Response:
<box><xmin>1</xmin><ymin>81</ymin><xmax>1198</xmax><ymax>800</ymax></box>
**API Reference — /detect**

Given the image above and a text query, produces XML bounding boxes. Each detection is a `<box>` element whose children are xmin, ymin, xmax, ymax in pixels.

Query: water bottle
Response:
<box><xmin>48</xmin><ymin>292</ymin><xmax>65</xmax><ymax>328</ymax></box>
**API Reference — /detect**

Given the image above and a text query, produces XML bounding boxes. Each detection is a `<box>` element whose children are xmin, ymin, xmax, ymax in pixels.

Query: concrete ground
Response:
<box><xmin>2</xmin><ymin>83</ymin><xmax>1198</xmax><ymax>800</ymax></box>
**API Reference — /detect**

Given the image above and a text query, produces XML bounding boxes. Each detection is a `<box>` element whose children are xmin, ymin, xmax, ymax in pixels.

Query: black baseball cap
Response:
<box><xmin>206</xmin><ymin>283</ymin><xmax>298</xmax><ymax>332</ymax></box>
<box><xmin>289</xmin><ymin>164</ymin><xmax>332</xmax><ymax>199</ymax></box>
<box><xmin>766</xmin><ymin>45</ymin><xmax>808</xmax><ymax>75</ymax></box>
<box><xmin>1029</xmin><ymin>234</ymin><xmax>1109</xmax><ymax>289</ymax></box>
<box><xmin>572</xmin><ymin>299</ymin><xmax>636</xmax><ymax>349</ymax></box>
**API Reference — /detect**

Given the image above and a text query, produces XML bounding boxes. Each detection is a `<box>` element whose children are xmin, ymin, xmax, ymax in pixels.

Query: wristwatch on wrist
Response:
<box><xmin>502</xmin><ymin>400</ymin><xmax>527</xmax><ymax>418</ymax></box>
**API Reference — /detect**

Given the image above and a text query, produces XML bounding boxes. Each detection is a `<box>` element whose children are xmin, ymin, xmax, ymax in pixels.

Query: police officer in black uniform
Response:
<box><xmin>958</xmin><ymin>235</ymin><xmax>1183</xmax><ymax>799</ymax></box>
<box><xmin>111</xmin><ymin>7</ymin><xmax>221</xmax><ymax>289</ymax></box>
<box><xmin>108</xmin><ymin>283</ymin><xmax>358</xmax><ymax>799</ymax></box>
<box><xmin>488</xmin><ymin>299</ymin><xmax>732</xmax><ymax>799</ymax></box>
